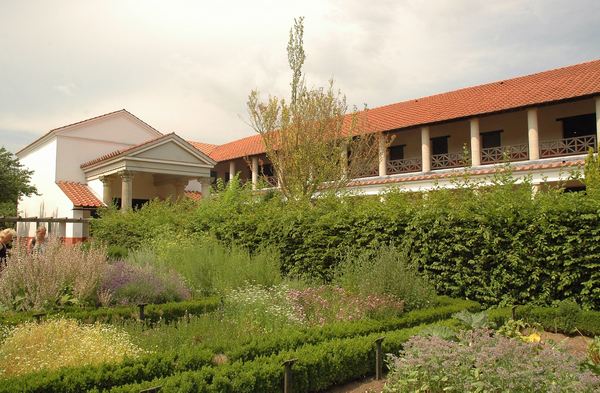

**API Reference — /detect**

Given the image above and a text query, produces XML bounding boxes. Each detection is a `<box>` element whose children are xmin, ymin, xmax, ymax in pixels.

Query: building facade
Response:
<box><xmin>15</xmin><ymin>59</ymin><xmax>600</xmax><ymax>242</ymax></box>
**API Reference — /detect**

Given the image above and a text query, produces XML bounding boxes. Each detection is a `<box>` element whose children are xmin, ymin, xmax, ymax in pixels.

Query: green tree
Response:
<box><xmin>0</xmin><ymin>146</ymin><xmax>38</xmax><ymax>217</ymax></box>
<box><xmin>247</xmin><ymin>17</ymin><xmax>378</xmax><ymax>202</ymax></box>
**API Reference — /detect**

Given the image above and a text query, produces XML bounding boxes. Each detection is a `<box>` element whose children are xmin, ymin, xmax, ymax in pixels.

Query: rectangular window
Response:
<box><xmin>431</xmin><ymin>136</ymin><xmax>449</xmax><ymax>155</ymax></box>
<box><xmin>481</xmin><ymin>130</ymin><xmax>502</xmax><ymax>149</ymax></box>
<box><xmin>388</xmin><ymin>145</ymin><xmax>405</xmax><ymax>161</ymax></box>
<box><xmin>559</xmin><ymin>114</ymin><xmax>596</xmax><ymax>139</ymax></box>
<box><xmin>210</xmin><ymin>170</ymin><xmax>218</xmax><ymax>185</ymax></box>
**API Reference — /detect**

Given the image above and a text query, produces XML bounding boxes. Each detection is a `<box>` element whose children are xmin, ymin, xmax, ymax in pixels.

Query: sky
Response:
<box><xmin>1</xmin><ymin>0</ymin><xmax>599</xmax><ymax>153</ymax></box>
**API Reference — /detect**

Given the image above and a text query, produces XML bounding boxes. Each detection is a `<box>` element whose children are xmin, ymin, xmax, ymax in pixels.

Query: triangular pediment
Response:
<box><xmin>132</xmin><ymin>139</ymin><xmax>212</xmax><ymax>165</ymax></box>
<box><xmin>54</xmin><ymin>110</ymin><xmax>162</xmax><ymax>145</ymax></box>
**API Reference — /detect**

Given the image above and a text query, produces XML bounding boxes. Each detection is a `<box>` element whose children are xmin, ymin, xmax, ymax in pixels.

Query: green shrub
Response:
<box><xmin>0</xmin><ymin>297</ymin><xmax>220</xmax><ymax>326</ymax></box>
<box><xmin>146</xmin><ymin>237</ymin><xmax>282</xmax><ymax>296</ymax></box>
<box><xmin>0</xmin><ymin>299</ymin><xmax>475</xmax><ymax>392</ymax></box>
<box><xmin>92</xmin><ymin>183</ymin><xmax>600</xmax><ymax>309</ymax></box>
<box><xmin>487</xmin><ymin>304</ymin><xmax>600</xmax><ymax>337</ymax></box>
<box><xmin>103</xmin><ymin>320</ymin><xmax>462</xmax><ymax>393</ymax></box>
<box><xmin>335</xmin><ymin>245</ymin><xmax>436</xmax><ymax>310</ymax></box>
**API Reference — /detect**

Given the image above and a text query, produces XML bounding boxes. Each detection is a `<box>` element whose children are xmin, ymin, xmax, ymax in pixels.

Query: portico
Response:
<box><xmin>82</xmin><ymin>133</ymin><xmax>215</xmax><ymax>211</ymax></box>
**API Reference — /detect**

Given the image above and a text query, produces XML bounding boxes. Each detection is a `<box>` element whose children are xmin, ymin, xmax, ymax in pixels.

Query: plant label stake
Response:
<box><xmin>139</xmin><ymin>386</ymin><xmax>161</xmax><ymax>393</ymax></box>
<box><xmin>375</xmin><ymin>336</ymin><xmax>385</xmax><ymax>380</ymax></box>
<box><xmin>33</xmin><ymin>312</ymin><xmax>46</xmax><ymax>323</ymax></box>
<box><xmin>138</xmin><ymin>303</ymin><xmax>148</xmax><ymax>321</ymax></box>
<box><xmin>283</xmin><ymin>358</ymin><xmax>297</xmax><ymax>393</ymax></box>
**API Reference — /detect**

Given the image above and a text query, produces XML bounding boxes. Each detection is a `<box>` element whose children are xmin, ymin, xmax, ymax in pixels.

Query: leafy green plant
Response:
<box><xmin>335</xmin><ymin>245</ymin><xmax>436</xmax><ymax>311</ymax></box>
<box><xmin>452</xmin><ymin>310</ymin><xmax>491</xmax><ymax>329</ymax></box>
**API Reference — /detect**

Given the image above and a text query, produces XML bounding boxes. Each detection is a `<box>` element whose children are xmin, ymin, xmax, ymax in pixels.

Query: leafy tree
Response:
<box><xmin>0</xmin><ymin>146</ymin><xmax>38</xmax><ymax>216</ymax></box>
<box><xmin>247</xmin><ymin>17</ymin><xmax>379</xmax><ymax>202</ymax></box>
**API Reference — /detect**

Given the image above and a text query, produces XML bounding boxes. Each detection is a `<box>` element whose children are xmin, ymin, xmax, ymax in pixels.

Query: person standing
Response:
<box><xmin>28</xmin><ymin>226</ymin><xmax>47</xmax><ymax>255</ymax></box>
<box><xmin>0</xmin><ymin>228</ymin><xmax>17</xmax><ymax>268</ymax></box>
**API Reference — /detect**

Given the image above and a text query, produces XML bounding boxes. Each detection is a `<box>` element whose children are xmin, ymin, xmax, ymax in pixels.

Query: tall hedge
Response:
<box><xmin>91</xmin><ymin>179</ymin><xmax>600</xmax><ymax>309</ymax></box>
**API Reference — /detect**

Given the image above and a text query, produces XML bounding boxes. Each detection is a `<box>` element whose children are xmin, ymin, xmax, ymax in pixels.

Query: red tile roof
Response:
<box><xmin>56</xmin><ymin>181</ymin><xmax>104</xmax><ymax>207</ymax></box>
<box><xmin>184</xmin><ymin>191</ymin><xmax>203</xmax><ymax>201</ymax></box>
<box><xmin>206</xmin><ymin>59</ymin><xmax>600</xmax><ymax>162</ymax></box>
<box><xmin>348</xmin><ymin>159</ymin><xmax>584</xmax><ymax>188</ymax></box>
<box><xmin>188</xmin><ymin>141</ymin><xmax>219</xmax><ymax>155</ymax></box>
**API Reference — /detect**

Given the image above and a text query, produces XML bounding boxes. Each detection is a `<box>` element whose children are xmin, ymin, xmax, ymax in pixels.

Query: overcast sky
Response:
<box><xmin>1</xmin><ymin>0</ymin><xmax>599</xmax><ymax>153</ymax></box>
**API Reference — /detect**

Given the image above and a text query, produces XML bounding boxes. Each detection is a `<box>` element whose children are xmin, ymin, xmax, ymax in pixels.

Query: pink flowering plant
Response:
<box><xmin>384</xmin><ymin>328</ymin><xmax>600</xmax><ymax>393</ymax></box>
<box><xmin>286</xmin><ymin>286</ymin><xmax>404</xmax><ymax>326</ymax></box>
<box><xmin>225</xmin><ymin>283</ymin><xmax>404</xmax><ymax>330</ymax></box>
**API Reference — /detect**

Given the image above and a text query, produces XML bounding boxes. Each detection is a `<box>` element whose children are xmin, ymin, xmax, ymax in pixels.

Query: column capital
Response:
<box><xmin>118</xmin><ymin>170</ymin><xmax>134</xmax><ymax>181</ymax></box>
<box><xmin>99</xmin><ymin>175</ymin><xmax>110</xmax><ymax>184</ymax></box>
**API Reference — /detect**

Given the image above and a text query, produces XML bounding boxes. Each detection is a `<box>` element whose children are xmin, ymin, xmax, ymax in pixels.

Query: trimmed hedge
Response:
<box><xmin>0</xmin><ymin>297</ymin><xmax>221</xmax><ymax>326</ymax></box>
<box><xmin>488</xmin><ymin>304</ymin><xmax>600</xmax><ymax>337</ymax></box>
<box><xmin>0</xmin><ymin>298</ymin><xmax>475</xmax><ymax>393</ymax></box>
<box><xmin>226</xmin><ymin>297</ymin><xmax>479</xmax><ymax>361</ymax></box>
<box><xmin>105</xmin><ymin>320</ymin><xmax>461</xmax><ymax>393</ymax></box>
<box><xmin>92</xmin><ymin>184</ymin><xmax>600</xmax><ymax>309</ymax></box>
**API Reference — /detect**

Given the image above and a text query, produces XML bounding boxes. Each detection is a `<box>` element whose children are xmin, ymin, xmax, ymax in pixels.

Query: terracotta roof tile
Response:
<box><xmin>347</xmin><ymin>160</ymin><xmax>584</xmax><ymax>187</ymax></box>
<box><xmin>56</xmin><ymin>181</ymin><xmax>104</xmax><ymax>207</ymax></box>
<box><xmin>188</xmin><ymin>141</ymin><xmax>219</xmax><ymax>155</ymax></box>
<box><xmin>209</xmin><ymin>59</ymin><xmax>600</xmax><ymax>161</ymax></box>
<box><xmin>184</xmin><ymin>191</ymin><xmax>202</xmax><ymax>201</ymax></box>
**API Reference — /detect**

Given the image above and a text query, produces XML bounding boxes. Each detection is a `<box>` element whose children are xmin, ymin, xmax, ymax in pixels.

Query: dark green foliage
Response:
<box><xmin>0</xmin><ymin>146</ymin><xmax>38</xmax><ymax>218</ymax></box>
<box><xmin>92</xmin><ymin>180</ymin><xmax>600</xmax><ymax>309</ymax></box>
<box><xmin>0</xmin><ymin>298</ymin><xmax>220</xmax><ymax>326</ymax></box>
<box><xmin>105</xmin><ymin>320</ymin><xmax>461</xmax><ymax>393</ymax></box>
<box><xmin>487</xmin><ymin>302</ymin><xmax>600</xmax><ymax>336</ymax></box>
<box><xmin>0</xmin><ymin>299</ymin><xmax>474</xmax><ymax>393</ymax></box>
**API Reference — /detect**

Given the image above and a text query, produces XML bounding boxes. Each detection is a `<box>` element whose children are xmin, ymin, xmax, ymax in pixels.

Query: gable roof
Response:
<box><xmin>188</xmin><ymin>141</ymin><xmax>219</xmax><ymax>155</ymax></box>
<box><xmin>204</xmin><ymin>59</ymin><xmax>600</xmax><ymax>162</ymax></box>
<box><xmin>56</xmin><ymin>181</ymin><xmax>104</xmax><ymax>208</ymax></box>
<box><xmin>17</xmin><ymin>109</ymin><xmax>163</xmax><ymax>156</ymax></box>
<box><xmin>80</xmin><ymin>132</ymin><xmax>217</xmax><ymax>169</ymax></box>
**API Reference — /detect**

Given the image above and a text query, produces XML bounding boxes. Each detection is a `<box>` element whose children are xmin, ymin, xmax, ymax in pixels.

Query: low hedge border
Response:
<box><xmin>0</xmin><ymin>298</ymin><xmax>476</xmax><ymax>393</ymax></box>
<box><xmin>487</xmin><ymin>305</ymin><xmax>600</xmax><ymax>337</ymax></box>
<box><xmin>105</xmin><ymin>320</ymin><xmax>461</xmax><ymax>393</ymax></box>
<box><xmin>0</xmin><ymin>297</ymin><xmax>221</xmax><ymax>326</ymax></box>
<box><xmin>226</xmin><ymin>297</ymin><xmax>479</xmax><ymax>361</ymax></box>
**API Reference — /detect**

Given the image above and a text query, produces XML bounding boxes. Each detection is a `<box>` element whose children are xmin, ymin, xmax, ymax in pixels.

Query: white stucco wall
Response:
<box><xmin>55</xmin><ymin>114</ymin><xmax>161</xmax><ymax>182</ymax></box>
<box><xmin>16</xmin><ymin>138</ymin><xmax>73</xmax><ymax>237</ymax></box>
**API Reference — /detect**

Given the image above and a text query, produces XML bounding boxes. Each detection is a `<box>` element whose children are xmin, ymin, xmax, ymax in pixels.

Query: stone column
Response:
<box><xmin>119</xmin><ymin>171</ymin><xmax>134</xmax><ymax>212</ymax></box>
<box><xmin>229</xmin><ymin>161</ymin><xmax>236</xmax><ymax>181</ymax></box>
<box><xmin>174</xmin><ymin>179</ymin><xmax>188</xmax><ymax>200</ymax></box>
<box><xmin>99</xmin><ymin>176</ymin><xmax>112</xmax><ymax>205</ymax></box>
<box><xmin>251</xmin><ymin>156</ymin><xmax>259</xmax><ymax>190</ymax></box>
<box><xmin>199</xmin><ymin>177</ymin><xmax>211</xmax><ymax>199</ymax></box>
<box><xmin>340</xmin><ymin>141</ymin><xmax>348</xmax><ymax>179</ymax></box>
<box><xmin>378</xmin><ymin>133</ymin><xmax>387</xmax><ymax>176</ymax></box>
<box><xmin>528</xmin><ymin>108</ymin><xmax>539</xmax><ymax>160</ymax></box>
<box><xmin>470</xmin><ymin>118</ymin><xmax>481</xmax><ymax>166</ymax></box>
<box><xmin>596</xmin><ymin>96</ymin><xmax>600</xmax><ymax>151</ymax></box>
<box><xmin>421</xmin><ymin>127</ymin><xmax>431</xmax><ymax>173</ymax></box>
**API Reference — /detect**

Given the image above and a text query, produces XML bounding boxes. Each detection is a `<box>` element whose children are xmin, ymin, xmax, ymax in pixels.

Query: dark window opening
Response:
<box><xmin>431</xmin><ymin>136</ymin><xmax>449</xmax><ymax>155</ymax></box>
<box><xmin>481</xmin><ymin>130</ymin><xmax>502</xmax><ymax>149</ymax></box>
<box><xmin>261</xmin><ymin>163</ymin><xmax>274</xmax><ymax>177</ymax></box>
<box><xmin>112</xmin><ymin>198</ymin><xmax>149</xmax><ymax>210</ymax></box>
<box><xmin>388</xmin><ymin>145</ymin><xmax>405</xmax><ymax>161</ymax></box>
<box><xmin>560</xmin><ymin>114</ymin><xmax>596</xmax><ymax>139</ymax></box>
<box><xmin>224</xmin><ymin>172</ymin><xmax>230</xmax><ymax>183</ymax></box>
<box><xmin>210</xmin><ymin>170</ymin><xmax>218</xmax><ymax>185</ymax></box>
